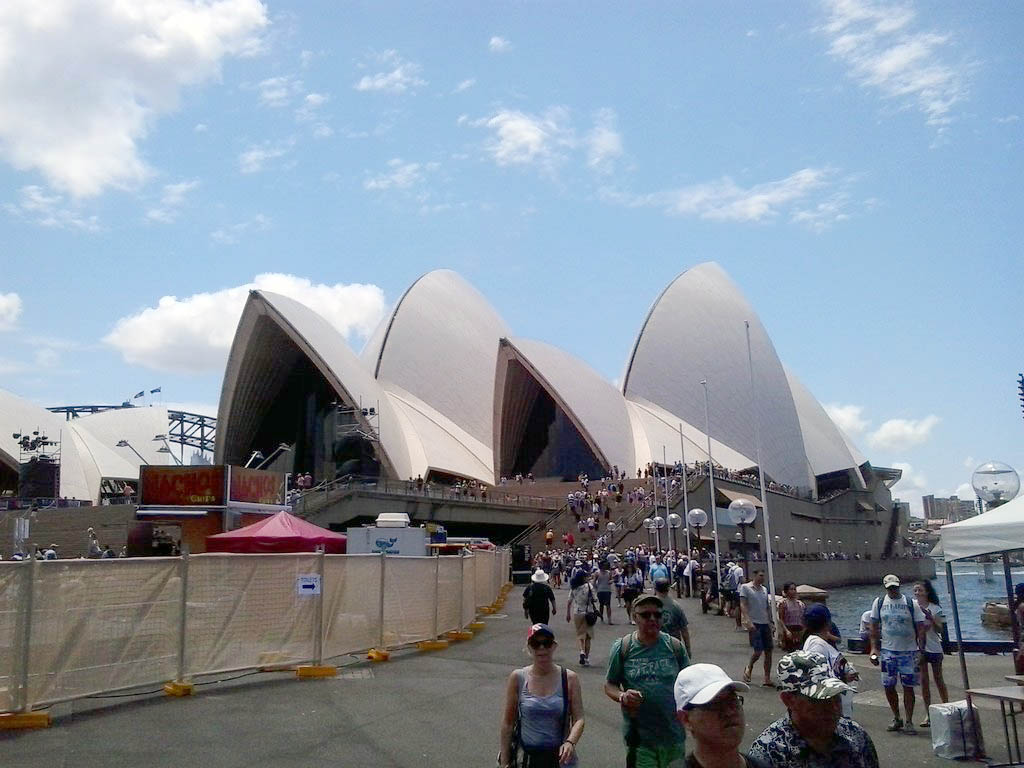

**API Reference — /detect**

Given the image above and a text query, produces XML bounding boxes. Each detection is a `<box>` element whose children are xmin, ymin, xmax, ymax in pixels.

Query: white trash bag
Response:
<box><xmin>931</xmin><ymin>700</ymin><xmax>984</xmax><ymax>760</ymax></box>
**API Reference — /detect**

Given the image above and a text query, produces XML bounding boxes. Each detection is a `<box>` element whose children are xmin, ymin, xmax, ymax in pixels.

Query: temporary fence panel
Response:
<box><xmin>26</xmin><ymin>558</ymin><xmax>181</xmax><ymax>707</ymax></box>
<box><xmin>382</xmin><ymin>556</ymin><xmax>435</xmax><ymax>647</ymax></box>
<box><xmin>322</xmin><ymin>554</ymin><xmax>382</xmax><ymax>658</ymax></box>
<box><xmin>436</xmin><ymin>556</ymin><xmax>463</xmax><ymax>635</ymax></box>
<box><xmin>474</xmin><ymin>550</ymin><xmax>494</xmax><ymax>608</ymax></box>
<box><xmin>186</xmin><ymin>553</ymin><xmax>318</xmax><ymax>675</ymax></box>
<box><xmin>0</xmin><ymin>563</ymin><xmax>26</xmax><ymax>712</ymax></box>
<box><xmin>461</xmin><ymin>554</ymin><xmax>477</xmax><ymax>629</ymax></box>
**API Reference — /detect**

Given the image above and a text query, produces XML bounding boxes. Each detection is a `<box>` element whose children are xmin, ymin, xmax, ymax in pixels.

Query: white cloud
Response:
<box><xmin>608</xmin><ymin>168</ymin><xmax>831</xmax><ymax>223</ymax></box>
<box><xmin>824</xmin><ymin>403</ymin><xmax>869</xmax><ymax>435</ymax></box>
<box><xmin>257</xmin><ymin>75</ymin><xmax>302</xmax><ymax>107</ymax></box>
<box><xmin>238</xmin><ymin>140</ymin><xmax>293</xmax><ymax>173</ymax></box>
<box><xmin>891</xmin><ymin>460</ymin><xmax>929</xmax><ymax>513</ymax></box>
<box><xmin>454</xmin><ymin>78</ymin><xmax>476</xmax><ymax>93</ymax></box>
<box><xmin>0</xmin><ymin>292</ymin><xmax>23</xmax><ymax>330</ymax></box>
<box><xmin>4</xmin><ymin>185</ymin><xmax>100</xmax><ymax>231</ymax></box>
<box><xmin>295</xmin><ymin>93</ymin><xmax>330</xmax><ymax>137</ymax></box>
<box><xmin>210</xmin><ymin>214</ymin><xmax>270</xmax><ymax>245</ymax></box>
<box><xmin>995</xmin><ymin>115</ymin><xmax>1020</xmax><ymax>124</ymax></box>
<box><xmin>820</xmin><ymin>0</ymin><xmax>968</xmax><ymax>128</ymax></box>
<box><xmin>103</xmin><ymin>274</ymin><xmax>388</xmax><ymax>373</ymax></box>
<box><xmin>146</xmin><ymin>179</ymin><xmax>200</xmax><ymax>223</ymax></box>
<box><xmin>953</xmin><ymin>482</ymin><xmax>974</xmax><ymax>499</ymax></box>
<box><xmin>963</xmin><ymin>455</ymin><xmax>975</xmax><ymax>469</ymax></box>
<box><xmin>364</xmin><ymin>158</ymin><xmax>439</xmax><ymax>191</ymax></box>
<box><xmin>474</xmin><ymin>107</ymin><xmax>574</xmax><ymax>168</ymax></box>
<box><xmin>586</xmin><ymin>108</ymin><xmax>623</xmax><ymax>174</ymax></box>
<box><xmin>868</xmin><ymin>414</ymin><xmax>940</xmax><ymax>451</ymax></box>
<box><xmin>353</xmin><ymin>50</ymin><xmax>425</xmax><ymax>93</ymax></box>
<box><xmin>489</xmin><ymin>36</ymin><xmax>512</xmax><ymax>53</ymax></box>
<box><xmin>194</xmin><ymin>123</ymin><xmax>209</xmax><ymax>133</ymax></box>
<box><xmin>791</xmin><ymin>193</ymin><xmax>851</xmax><ymax>231</ymax></box>
<box><xmin>0</xmin><ymin>0</ymin><xmax>267</xmax><ymax>198</ymax></box>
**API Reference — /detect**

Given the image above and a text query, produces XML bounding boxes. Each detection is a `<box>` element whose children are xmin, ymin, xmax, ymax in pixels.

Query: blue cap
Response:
<box><xmin>805</xmin><ymin>603</ymin><xmax>831</xmax><ymax>623</ymax></box>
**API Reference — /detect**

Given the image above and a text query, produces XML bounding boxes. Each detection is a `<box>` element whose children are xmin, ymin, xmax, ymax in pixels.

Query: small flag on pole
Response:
<box><xmin>133</xmin><ymin>390</ymin><xmax>145</xmax><ymax>399</ymax></box>
<box><xmin>150</xmin><ymin>387</ymin><xmax>161</xmax><ymax>394</ymax></box>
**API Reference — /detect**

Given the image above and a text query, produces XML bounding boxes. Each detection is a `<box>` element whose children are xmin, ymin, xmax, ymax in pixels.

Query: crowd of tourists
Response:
<box><xmin>502</xmin><ymin>535</ymin><xmax>974</xmax><ymax>767</ymax></box>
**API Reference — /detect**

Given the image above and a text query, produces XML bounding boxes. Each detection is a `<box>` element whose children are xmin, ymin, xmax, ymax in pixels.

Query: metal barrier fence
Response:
<box><xmin>0</xmin><ymin>547</ymin><xmax>510</xmax><ymax>714</ymax></box>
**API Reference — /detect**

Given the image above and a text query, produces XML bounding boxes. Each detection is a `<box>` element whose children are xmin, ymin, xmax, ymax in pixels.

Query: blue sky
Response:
<box><xmin>1</xmin><ymin>1</ymin><xmax>1022</xmax><ymax>513</ymax></box>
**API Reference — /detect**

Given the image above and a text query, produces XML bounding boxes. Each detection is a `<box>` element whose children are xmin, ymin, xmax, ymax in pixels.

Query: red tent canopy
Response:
<box><xmin>206</xmin><ymin>510</ymin><xmax>347</xmax><ymax>554</ymax></box>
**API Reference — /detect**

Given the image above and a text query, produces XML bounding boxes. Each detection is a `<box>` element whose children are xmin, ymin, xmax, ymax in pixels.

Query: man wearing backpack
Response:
<box><xmin>523</xmin><ymin>569</ymin><xmax>558</xmax><ymax>625</ymax></box>
<box><xmin>604</xmin><ymin>593</ymin><xmax>690</xmax><ymax>767</ymax></box>
<box><xmin>869</xmin><ymin>574</ymin><xmax>927</xmax><ymax>734</ymax></box>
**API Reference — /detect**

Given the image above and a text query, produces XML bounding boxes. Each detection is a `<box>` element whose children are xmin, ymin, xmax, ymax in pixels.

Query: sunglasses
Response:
<box><xmin>636</xmin><ymin>611</ymin><xmax>662</xmax><ymax>620</ymax></box>
<box><xmin>690</xmin><ymin>694</ymin><xmax>744</xmax><ymax>714</ymax></box>
<box><xmin>529</xmin><ymin>638</ymin><xmax>554</xmax><ymax>649</ymax></box>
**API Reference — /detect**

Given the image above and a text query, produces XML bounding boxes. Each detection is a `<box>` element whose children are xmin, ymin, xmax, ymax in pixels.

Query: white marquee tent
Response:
<box><xmin>940</xmin><ymin>493</ymin><xmax>1024</xmax><ymax>563</ymax></box>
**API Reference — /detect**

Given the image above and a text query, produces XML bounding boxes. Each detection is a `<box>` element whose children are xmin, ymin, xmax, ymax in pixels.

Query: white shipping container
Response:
<box><xmin>345</xmin><ymin>525</ymin><xmax>428</xmax><ymax>556</ymax></box>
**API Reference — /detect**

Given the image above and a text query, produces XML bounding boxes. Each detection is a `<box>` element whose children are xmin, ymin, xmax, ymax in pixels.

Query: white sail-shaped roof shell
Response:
<box><xmin>362</xmin><ymin>270</ymin><xmax>510</xmax><ymax>453</ymax></box>
<box><xmin>216</xmin><ymin>290</ymin><xmax>412</xmax><ymax>480</ymax></box>
<box><xmin>496</xmin><ymin>337</ymin><xmax>635</xmax><ymax>475</ymax></box>
<box><xmin>784</xmin><ymin>368</ymin><xmax>866</xmax><ymax>488</ymax></box>
<box><xmin>69</xmin><ymin>406</ymin><xmax>176</xmax><ymax>474</ymax></box>
<box><xmin>625</xmin><ymin>396</ymin><xmax>755</xmax><ymax>472</ymax></box>
<box><xmin>0</xmin><ymin>388</ymin><xmax>93</xmax><ymax>502</ymax></box>
<box><xmin>623</xmin><ymin>262</ymin><xmax>812</xmax><ymax>491</ymax></box>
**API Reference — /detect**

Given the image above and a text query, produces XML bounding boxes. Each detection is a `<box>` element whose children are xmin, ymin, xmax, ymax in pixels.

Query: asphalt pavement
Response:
<box><xmin>2</xmin><ymin>586</ymin><xmax>1015</xmax><ymax>766</ymax></box>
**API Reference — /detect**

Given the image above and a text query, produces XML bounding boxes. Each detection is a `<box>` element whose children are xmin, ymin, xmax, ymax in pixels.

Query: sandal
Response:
<box><xmin>887</xmin><ymin>717</ymin><xmax>904</xmax><ymax>732</ymax></box>
<box><xmin>742</xmin><ymin>665</ymin><xmax>752</xmax><ymax>683</ymax></box>
<box><xmin>919</xmin><ymin>718</ymin><xmax>930</xmax><ymax>728</ymax></box>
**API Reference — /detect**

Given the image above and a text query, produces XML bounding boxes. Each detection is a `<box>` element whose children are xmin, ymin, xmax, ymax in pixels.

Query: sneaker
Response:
<box><xmin>903</xmin><ymin>724</ymin><xmax>917</xmax><ymax>736</ymax></box>
<box><xmin>579</xmin><ymin>652</ymin><xmax>586</xmax><ymax>665</ymax></box>
<box><xmin>919</xmin><ymin>719</ymin><xmax>930</xmax><ymax>728</ymax></box>
<box><xmin>886</xmin><ymin>718</ymin><xmax>904</xmax><ymax>732</ymax></box>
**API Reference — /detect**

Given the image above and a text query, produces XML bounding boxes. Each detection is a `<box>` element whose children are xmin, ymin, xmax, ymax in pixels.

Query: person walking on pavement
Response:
<box><xmin>674</xmin><ymin>663</ymin><xmax>769</xmax><ymax>768</ymax></box>
<box><xmin>524</xmin><ymin>568</ymin><xmax>558</xmax><ymax>625</ymax></box>
<box><xmin>913</xmin><ymin>579</ymin><xmax>949</xmax><ymax>728</ymax></box>
<box><xmin>654</xmin><ymin>579</ymin><xmax>691</xmax><ymax>657</ymax></box>
<box><xmin>567</xmin><ymin>569</ymin><xmax>598</xmax><ymax>666</ymax></box>
<box><xmin>604</xmin><ymin>593</ymin><xmax>690</xmax><ymax>767</ymax></box>
<box><xmin>595</xmin><ymin>559</ymin><xmax>615</xmax><ymax>625</ymax></box>
<box><xmin>869</xmin><ymin>574</ymin><xmax>926</xmax><ymax>734</ymax></box>
<box><xmin>739</xmin><ymin>570</ymin><xmax>775</xmax><ymax>687</ymax></box>
<box><xmin>499</xmin><ymin>623</ymin><xmax>585</xmax><ymax>768</ymax></box>
<box><xmin>748</xmin><ymin>650</ymin><xmax>879</xmax><ymax>768</ymax></box>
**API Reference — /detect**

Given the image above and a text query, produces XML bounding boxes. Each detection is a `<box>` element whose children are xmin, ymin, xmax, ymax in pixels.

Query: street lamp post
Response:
<box><xmin>654</xmin><ymin>515</ymin><xmax>665</xmax><ymax>552</ymax></box>
<box><xmin>688</xmin><ymin>508</ymin><xmax>708</xmax><ymax>610</ymax></box>
<box><xmin>668</xmin><ymin>513</ymin><xmax>682</xmax><ymax>596</ymax></box>
<box><xmin>643</xmin><ymin>517</ymin><xmax>655</xmax><ymax>548</ymax></box>
<box><xmin>789</xmin><ymin>536</ymin><xmax>796</xmax><ymax>556</ymax></box>
<box><xmin>727</xmin><ymin>498</ymin><xmax>757</xmax><ymax>581</ymax></box>
<box><xmin>115</xmin><ymin>440</ymin><xmax>148</xmax><ymax>466</ymax></box>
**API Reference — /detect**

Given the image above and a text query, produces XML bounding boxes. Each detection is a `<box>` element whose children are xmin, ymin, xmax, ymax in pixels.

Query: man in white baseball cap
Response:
<box><xmin>674</xmin><ymin>663</ymin><xmax>767</xmax><ymax>767</ymax></box>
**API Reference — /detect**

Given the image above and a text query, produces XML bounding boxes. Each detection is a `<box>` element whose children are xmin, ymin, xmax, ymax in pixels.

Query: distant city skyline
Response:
<box><xmin>1</xmin><ymin>1</ymin><xmax>1022</xmax><ymax>514</ymax></box>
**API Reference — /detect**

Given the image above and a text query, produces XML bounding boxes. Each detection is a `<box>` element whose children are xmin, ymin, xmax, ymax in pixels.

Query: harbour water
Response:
<box><xmin>826</xmin><ymin>560</ymin><xmax>1023</xmax><ymax>641</ymax></box>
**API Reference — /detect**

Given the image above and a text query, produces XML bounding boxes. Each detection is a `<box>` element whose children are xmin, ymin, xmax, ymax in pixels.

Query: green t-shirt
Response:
<box><xmin>660</xmin><ymin>597</ymin><xmax>688</xmax><ymax>640</ymax></box>
<box><xmin>606</xmin><ymin>632</ymin><xmax>690</xmax><ymax>749</ymax></box>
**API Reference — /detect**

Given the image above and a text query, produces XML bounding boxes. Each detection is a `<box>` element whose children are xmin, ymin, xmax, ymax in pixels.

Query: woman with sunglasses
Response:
<box><xmin>499</xmin><ymin>624</ymin><xmax>585</xmax><ymax>768</ymax></box>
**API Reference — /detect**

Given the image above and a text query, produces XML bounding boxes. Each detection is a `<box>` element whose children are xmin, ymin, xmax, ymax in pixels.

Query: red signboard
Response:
<box><xmin>229</xmin><ymin>467</ymin><xmax>284</xmax><ymax>505</ymax></box>
<box><xmin>140</xmin><ymin>466</ymin><xmax>226</xmax><ymax>507</ymax></box>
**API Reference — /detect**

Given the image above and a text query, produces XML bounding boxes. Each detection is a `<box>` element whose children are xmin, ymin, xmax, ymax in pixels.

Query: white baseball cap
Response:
<box><xmin>883</xmin><ymin>574</ymin><xmax>900</xmax><ymax>588</ymax></box>
<box><xmin>674</xmin><ymin>663</ymin><xmax>749</xmax><ymax>711</ymax></box>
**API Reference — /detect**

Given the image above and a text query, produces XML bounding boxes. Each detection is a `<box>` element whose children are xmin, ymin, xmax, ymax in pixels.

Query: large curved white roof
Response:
<box><xmin>784</xmin><ymin>368</ymin><xmax>865</xmax><ymax>487</ymax></box>
<box><xmin>0</xmin><ymin>388</ymin><xmax>92</xmax><ymax>501</ymax></box>
<box><xmin>625</xmin><ymin>396</ymin><xmax>755</xmax><ymax>472</ymax></box>
<box><xmin>623</xmin><ymin>262</ymin><xmax>812</xmax><ymax>490</ymax></box>
<box><xmin>362</xmin><ymin>270</ymin><xmax>510</xmax><ymax>451</ymax></box>
<box><xmin>70</xmin><ymin>406</ymin><xmax>176</xmax><ymax>473</ymax></box>
<box><xmin>497</xmin><ymin>337</ymin><xmax>635</xmax><ymax>475</ymax></box>
<box><xmin>216</xmin><ymin>290</ymin><xmax>412</xmax><ymax>479</ymax></box>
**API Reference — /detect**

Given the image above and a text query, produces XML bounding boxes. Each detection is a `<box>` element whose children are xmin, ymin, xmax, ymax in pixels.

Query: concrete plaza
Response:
<box><xmin>2</xmin><ymin>587</ymin><xmax>1015</xmax><ymax>766</ymax></box>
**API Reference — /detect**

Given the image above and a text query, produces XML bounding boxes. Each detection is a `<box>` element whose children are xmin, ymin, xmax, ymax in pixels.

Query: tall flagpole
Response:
<box><xmin>745</xmin><ymin>321</ymin><xmax>777</xmax><ymax>629</ymax></box>
<box><xmin>679</xmin><ymin>423</ymin><xmax>690</xmax><ymax>553</ymax></box>
<box><xmin>663</xmin><ymin>444</ymin><xmax>670</xmax><ymax>551</ymax></box>
<box><xmin>701</xmin><ymin>379</ymin><xmax>721</xmax><ymax>607</ymax></box>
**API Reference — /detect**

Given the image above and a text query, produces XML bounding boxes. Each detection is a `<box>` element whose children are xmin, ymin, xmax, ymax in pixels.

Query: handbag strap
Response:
<box><xmin>560</xmin><ymin>666</ymin><xmax>570</xmax><ymax>740</ymax></box>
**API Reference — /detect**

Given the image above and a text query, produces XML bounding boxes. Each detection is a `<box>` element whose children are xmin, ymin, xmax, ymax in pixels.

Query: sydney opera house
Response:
<box><xmin>214</xmin><ymin>262</ymin><xmax>877</xmax><ymax>502</ymax></box>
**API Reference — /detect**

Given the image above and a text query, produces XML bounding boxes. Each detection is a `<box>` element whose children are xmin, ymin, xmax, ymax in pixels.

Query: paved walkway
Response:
<box><xmin>2</xmin><ymin>586</ymin><xmax>1014</xmax><ymax>766</ymax></box>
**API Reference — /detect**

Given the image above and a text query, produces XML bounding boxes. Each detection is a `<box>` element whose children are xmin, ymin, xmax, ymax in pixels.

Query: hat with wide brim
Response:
<box><xmin>777</xmin><ymin>650</ymin><xmax>852</xmax><ymax>699</ymax></box>
<box><xmin>531</xmin><ymin>569</ymin><xmax>549</xmax><ymax>583</ymax></box>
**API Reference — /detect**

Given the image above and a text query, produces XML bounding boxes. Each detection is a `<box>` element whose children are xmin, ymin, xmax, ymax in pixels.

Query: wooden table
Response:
<box><xmin>969</xmin><ymin>686</ymin><xmax>1024</xmax><ymax>766</ymax></box>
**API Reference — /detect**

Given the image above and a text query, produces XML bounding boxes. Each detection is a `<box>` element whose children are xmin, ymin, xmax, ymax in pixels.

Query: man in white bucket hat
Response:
<box><xmin>523</xmin><ymin>568</ymin><xmax>557</xmax><ymax>625</ymax></box>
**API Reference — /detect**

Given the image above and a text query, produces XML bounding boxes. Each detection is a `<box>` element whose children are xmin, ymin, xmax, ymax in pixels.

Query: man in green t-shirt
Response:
<box><xmin>654</xmin><ymin>579</ymin><xmax>691</xmax><ymax>657</ymax></box>
<box><xmin>605</xmin><ymin>593</ymin><xmax>691</xmax><ymax>767</ymax></box>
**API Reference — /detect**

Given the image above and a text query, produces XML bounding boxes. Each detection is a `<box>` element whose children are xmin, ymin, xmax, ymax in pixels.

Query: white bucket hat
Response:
<box><xmin>531</xmin><ymin>569</ymin><xmax>549</xmax><ymax>583</ymax></box>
